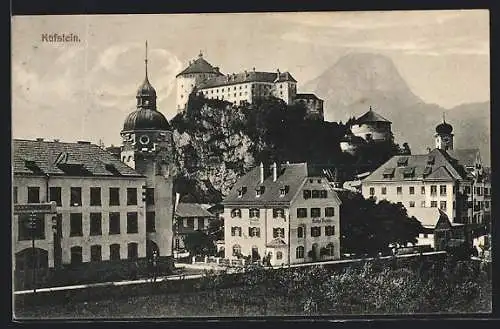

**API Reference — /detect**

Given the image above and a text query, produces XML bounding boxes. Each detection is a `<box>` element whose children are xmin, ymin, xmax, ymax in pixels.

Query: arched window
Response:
<box><xmin>296</xmin><ymin>246</ymin><xmax>305</xmax><ymax>259</ymax></box>
<box><xmin>90</xmin><ymin>245</ymin><xmax>102</xmax><ymax>262</ymax></box>
<box><xmin>249</xmin><ymin>208</ymin><xmax>260</xmax><ymax>218</ymax></box>
<box><xmin>297</xmin><ymin>226</ymin><xmax>304</xmax><ymax>238</ymax></box>
<box><xmin>326</xmin><ymin>243</ymin><xmax>335</xmax><ymax>256</ymax></box>
<box><xmin>110</xmin><ymin>243</ymin><xmax>121</xmax><ymax>261</ymax></box>
<box><xmin>70</xmin><ymin>246</ymin><xmax>83</xmax><ymax>264</ymax></box>
<box><xmin>232</xmin><ymin>244</ymin><xmax>241</xmax><ymax>256</ymax></box>
<box><xmin>231</xmin><ymin>208</ymin><xmax>242</xmax><ymax>218</ymax></box>
<box><xmin>276</xmin><ymin>251</ymin><xmax>283</xmax><ymax>260</ymax></box>
<box><xmin>128</xmin><ymin>242</ymin><xmax>138</xmax><ymax>259</ymax></box>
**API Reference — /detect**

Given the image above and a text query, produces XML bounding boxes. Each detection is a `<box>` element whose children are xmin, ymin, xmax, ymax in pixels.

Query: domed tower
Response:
<box><xmin>435</xmin><ymin>113</ymin><xmax>454</xmax><ymax>151</ymax></box>
<box><xmin>120</xmin><ymin>41</ymin><xmax>175</xmax><ymax>271</ymax></box>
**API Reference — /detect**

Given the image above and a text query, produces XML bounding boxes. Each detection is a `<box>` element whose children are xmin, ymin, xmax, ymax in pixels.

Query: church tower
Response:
<box><xmin>435</xmin><ymin>114</ymin><xmax>454</xmax><ymax>151</ymax></box>
<box><xmin>120</xmin><ymin>41</ymin><xmax>176</xmax><ymax>272</ymax></box>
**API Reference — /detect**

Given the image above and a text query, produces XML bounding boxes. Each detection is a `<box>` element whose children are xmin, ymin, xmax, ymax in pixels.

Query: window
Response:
<box><xmin>231</xmin><ymin>227</ymin><xmax>242</xmax><ymax>237</ymax></box>
<box><xmin>430</xmin><ymin>185</ymin><xmax>437</xmax><ymax>196</ymax></box>
<box><xmin>326</xmin><ymin>243</ymin><xmax>335</xmax><ymax>256</ymax></box>
<box><xmin>231</xmin><ymin>209</ymin><xmax>242</xmax><ymax>218</ymax></box>
<box><xmin>464</xmin><ymin>186</ymin><xmax>471</xmax><ymax>194</ymax></box>
<box><xmin>70</xmin><ymin>213</ymin><xmax>83</xmax><ymax>237</ymax></box>
<box><xmin>232</xmin><ymin>244</ymin><xmax>241</xmax><ymax>256</ymax></box>
<box><xmin>409</xmin><ymin>186</ymin><xmax>415</xmax><ymax>195</ymax></box>
<box><xmin>484</xmin><ymin>187</ymin><xmax>489</xmax><ymax>196</ymax></box>
<box><xmin>409</xmin><ymin>201</ymin><xmax>415</xmax><ymax>208</ymax></box>
<box><xmin>110</xmin><ymin>244</ymin><xmax>121</xmax><ymax>261</ymax></box>
<box><xmin>421</xmin><ymin>186</ymin><xmax>425</xmax><ymax>195</ymax></box>
<box><xmin>27</xmin><ymin>187</ymin><xmax>40</xmax><ymax>203</ymax></box>
<box><xmin>146</xmin><ymin>212</ymin><xmax>156</xmax><ymax>233</ymax></box>
<box><xmin>397</xmin><ymin>187</ymin><xmax>402</xmax><ymax>195</ymax></box>
<box><xmin>440</xmin><ymin>185</ymin><xmax>447</xmax><ymax>196</ymax></box>
<box><xmin>369</xmin><ymin>187</ymin><xmax>375</xmax><ymax>196</ymax></box>
<box><xmin>296</xmin><ymin>246</ymin><xmax>305</xmax><ymax>259</ymax></box>
<box><xmin>70</xmin><ymin>246</ymin><xmax>83</xmax><ymax>264</ymax></box>
<box><xmin>49</xmin><ymin>187</ymin><xmax>62</xmax><ymax>206</ymax></box>
<box><xmin>303</xmin><ymin>190</ymin><xmax>312</xmax><ymax>199</ymax></box>
<box><xmin>127</xmin><ymin>212</ymin><xmax>138</xmax><ymax>234</ymax></box>
<box><xmin>89</xmin><ymin>187</ymin><xmax>101</xmax><ymax>206</ymax></box>
<box><xmin>440</xmin><ymin>201</ymin><xmax>447</xmax><ymax>211</ymax></box>
<box><xmin>431</xmin><ymin>201</ymin><xmax>438</xmax><ymax>208</ymax></box>
<box><xmin>311</xmin><ymin>226</ymin><xmax>321</xmax><ymax>237</ymax></box>
<box><xmin>320</xmin><ymin>190</ymin><xmax>328</xmax><ymax>198</ymax></box>
<box><xmin>90</xmin><ymin>213</ymin><xmax>102</xmax><ymax>235</ymax></box>
<box><xmin>297</xmin><ymin>226</ymin><xmax>304</xmax><ymax>238</ymax></box>
<box><xmin>485</xmin><ymin>201</ymin><xmax>490</xmax><ymax>209</ymax></box>
<box><xmin>90</xmin><ymin>245</ymin><xmax>102</xmax><ymax>262</ymax></box>
<box><xmin>109</xmin><ymin>212</ymin><xmax>120</xmax><ymax>234</ymax></box>
<box><xmin>312</xmin><ymin>190</ymin><xmax>320</xmax><ymax>198</ymax></box>
<box><xmin>325</xmin><ymin>225</ymin><xmax>335</xmax><ymax>236</ymax></box>
<box><xmin>325</xmin><ymin>207</ymin><xmax>335</xmax><ymax>217</ymax></box>
<box><xmin>18</xmin><ymin>214</ymin><xmax>44</xmax><ymax>240</ymax></box>
<box><xmin>109</xmin><ymin>188</ymin><xmax>120</xmax><ymax>206</ymax></box>
<box><xmin>381</xmin><ymin>187</ymin><xmax>387</xmax><ymax>195</ymax></box>
<box><xmin>297</xmin><ymin>208</ymin><xmax>307</xmax><ymax>218</ymax></box>
<box><xmin>249</xmin><ymin>227</ymin><xmax>261</xmax><ymax>237</ymax></box>
<box><xmin>453</xmin><ymin>201</ymin><xmax>456</xmax><ymax>209</ymax></box>
<box><xmin>145</xmin><ymin>188</ymin><xmax>155</xmax><ymax>205</ymax></box>
<box><xmin>13</xmin><ymin>187</ymin><xmax>18</xmax><ymax>204</ymax></box>
<box><xmin>276</xmin><ymin>251</ymin><xmax>283</xmax><ymax>260</ymax></box>
<box><xmin>249</xmin><ymin>208</ymin><xmax>260</xmax><ymax>218</ymax></box>
<box><xmin>311</xmin><ymin>208</ymin><xmax>321</xmax><ymax>218</ymax></box>
<box><xmin>187</xmin><ymin>218</ymin><xmax>194</xmax><ymax>228</ymax></box>
<box><xmin>127</xmin><ymin>188</ymin><xmax>137</xmax><ymax>206</ymax></box>
<box><xmin>128</xmin><ymin>243</ymin><xmax>138</xmax><ymax>259</ymax></box>
<box><xmin>273</xmin><ymin>208</ymin><xmax>284</xmax><ymax>218</ymax></box>
<box><xmin>273</xmin><ymin>228</ymin><xmax>285</xmax><ymax>238</ymax></box>
<box><xmin>198</xmin><ymin>218</ymin><xmax>205</xmax><ymax>230</ymax></box>
<box><xmin>70</xmin><ymin>187</ymin><xmax>82</xmax><ymax>206</ymax></box>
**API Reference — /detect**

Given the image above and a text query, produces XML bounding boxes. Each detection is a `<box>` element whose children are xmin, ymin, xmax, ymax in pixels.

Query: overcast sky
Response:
<box><xmin>12</xmin><ymin>10</ymin><xmax>489</xmax><ymax>146</ymax></box>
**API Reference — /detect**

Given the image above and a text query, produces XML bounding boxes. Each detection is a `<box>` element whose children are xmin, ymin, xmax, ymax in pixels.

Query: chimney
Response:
<box><xmin>53</xmin><ymin>139</ymin><xmax>60</xmax><ymax>142</ymax></box>
<box><xmin>35</xmin><ymin>138</ymin><xmax>44</xmax><ymax>142</ymax></box>
<box><xmin>214</xmin><ymin>67</ymin><xmax>220</xmax><ymax>73</ymax></box>
<box><xmin>272</xmin><ymin>162</ymin><xmax>277</xmax><ymax>182</ymax></box>
<box><xmin>259</xmin><ymin>162</ymin><xmax>264</xmax><ymax>184</ymax></box>
<box><xmin>252</xmin><ymin>67</ymin><xmax>255</xmax><ymax>72</ymax></box>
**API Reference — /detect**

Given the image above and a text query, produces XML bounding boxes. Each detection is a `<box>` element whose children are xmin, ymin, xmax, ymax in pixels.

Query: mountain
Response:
<box><xmin>301</xmin><ymin>53</ymin><xmax>490</xmax><ymax>165</ymax></box>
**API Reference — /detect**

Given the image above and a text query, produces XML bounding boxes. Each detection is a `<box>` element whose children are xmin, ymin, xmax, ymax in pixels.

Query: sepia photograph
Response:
<box><xmin>11</xmin><ymin>10</ymin><xmax>491</xmax><ymax>319</ymax></box>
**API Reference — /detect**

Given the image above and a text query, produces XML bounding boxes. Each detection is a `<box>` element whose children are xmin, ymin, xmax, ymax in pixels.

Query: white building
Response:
<box><xmin>221</xmin><ymin>162</ymin><xmax>342</xmax><ymax>266</ymax></box>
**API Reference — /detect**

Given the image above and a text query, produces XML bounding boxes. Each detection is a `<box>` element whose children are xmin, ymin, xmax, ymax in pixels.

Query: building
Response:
<box><xmin>12</xmin><ymin>139</ymin><xmax>146</xmax><ymax>276</ymax></box>
<box><xmin>175</xmin><ymin>52</ymin><xmax>324</xmax><ymax>119</ymax></box>
<box><xmin>120</xmin><ymin>41</ymin><xmax>176</xmax><ymax>272</ymax></box>
<box><xmin>294</xmin><ymin>93</ymin><xmax>324</xmax><ymax>120</ymax></box>
<box><xmin>221</xmin><ymin>162</ymin><xmax>342</xmax><ymax>266</ymax></box>
<box><xmin>173</xmin><ymin>202</ymin><xmax>216</xmax><ymax>252</ymax></box>
<box><xmin>433</xmin><ymin>209</ymin><xmax>471</xmax><ymax>252</ymax></box>
<box><xmin>361</xmin><ymin>117</ymin><xmax>488</xmax><ymax>249</ymax></box>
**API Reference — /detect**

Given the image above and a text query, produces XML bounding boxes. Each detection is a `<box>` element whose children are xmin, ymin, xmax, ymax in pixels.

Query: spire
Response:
<box><xmin>198</xmin><ymin>50</ymin><xmax>203</xmax><ymax>58</ymax></box>
<box><xmin>369</xmin><ymin>105</ymin><xmax>372</xmax><ymax>111</ymax></box>
<box><xmin>145</xmin><ymin>40</ymin><xmax>149</xmax><ymax>79</ymax></box>
<box><xmin>442</xmin><ymin>112</ymin><xmax>446</xmax><ymax>123</ymax></box>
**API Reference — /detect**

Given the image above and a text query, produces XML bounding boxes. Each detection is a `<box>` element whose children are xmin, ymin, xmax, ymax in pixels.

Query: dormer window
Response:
<box><xmin>237</xmin><ymin>186</ymin><xmax>247</xmax><ymax>198</ymax></box>
<box><xmin>397</xmin><ymin>157</ymin><xmax>409</xmax><ymax>167</ymax></box>
<box><xmin>383</xmin><ymin>168</ymin><xmax>395</xmax><ymax>179</ymax></box>
<box><xmin>231</xmin><ymin>209</ymin><xmax>242</xmax><ymax>218</ymax></box>
<box><xmin>303</xmin><ymin>189</ymin><xmax>311</xmax><ymax>199</ymax></box>
<box><xmin>255</xmin><ymin>186</ymin><xmax>265</xmax><ymax>197</ymax></box>
<box><xmin>423</xmin><ymin>166</ymin><xmax>432</xmax><ymax>177</ymax></box>
<box><xmin>427</xmin><ymin>156</ymin><xmax>435</xmax><ymax>165</ymax></box>
<box><xmin>403</xmin><ymin>167</ymin><xmax>415</xmax><ymax>178</ymax></box>
<box><xmin>280</xmin><ymin>185</ymin><xmax>289</xmax><ymax>197</ymax></box>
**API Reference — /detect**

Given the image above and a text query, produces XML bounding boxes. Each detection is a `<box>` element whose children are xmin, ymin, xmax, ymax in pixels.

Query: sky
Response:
<box><xmin>11</xmin><ymin>10</ymin><xmax>489</xmax><ymax>146</ymax></box>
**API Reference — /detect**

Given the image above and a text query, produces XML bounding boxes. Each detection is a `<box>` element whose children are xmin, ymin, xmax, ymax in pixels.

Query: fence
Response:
<box><xmin>191</xmin><ymin>256</ymin><xmax>248</xmax><ymax>267</ymax></box>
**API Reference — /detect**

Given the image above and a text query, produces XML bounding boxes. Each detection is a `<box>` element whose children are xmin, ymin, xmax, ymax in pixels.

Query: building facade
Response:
<box><xmin>12</xmin><ymin>139</ymin><xmax>146</xmax><ymax>273</ymax></box>
<box><xmin>173</xmin><ymin>203</ymin><xmax>216</xmax><ymax>252</ymax></box>
<box><xmin>175</xmin><ymin>52</ymin><xmax>323</xmax><ymax>119</ymax></box>
<box><xmin>222</xmin><ymin>162</ymin><xmax>342</xmax><ymax>266</ymax></box>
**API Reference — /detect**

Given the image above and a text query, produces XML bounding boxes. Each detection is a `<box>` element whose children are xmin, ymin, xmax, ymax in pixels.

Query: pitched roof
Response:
<box><xmin>296</xmin><ymin>93</ymin><xmax>322</xmax><ymax>100</ymax></box>
<box><xmin>175</xmin><ymin>203</ymin><xmax>215</xmax><ymax>218</ymax></box>
<box><xmin>363</xmin><ymin>148</ymin><xmax>467</xmax><ymax>183</ymax></box>
<box><xmin>222</xmin><ymin>162</ymin><xmax>342</xmax><ymax>207</ymax></box>
<box><xmin>198</xmin><ymin>71</ymin><xmax>296</xmax><ymax>89</ymax></box>
<box><xmin>176</xmin><ymin>55</ymin><xmax>223</xmax><ymax>77</ymax></box>
<box><xmin>448</xmin><ymin>149</ymin><xmax>480</xmax><ymax>168</ymax></box>
<box><xmin>410</xmin><ymin>208</ymin><xmax>442</xmax><ymax>228</ymax></box>
<box><xmin>355</xmin><ymin>109</ymin><xmax>391</xmax><ymax>124</ymax></box>
<box><xmin>13</xmin><ymin>139</ymin><xmax>142</xmax><ymax>178</ymax></box>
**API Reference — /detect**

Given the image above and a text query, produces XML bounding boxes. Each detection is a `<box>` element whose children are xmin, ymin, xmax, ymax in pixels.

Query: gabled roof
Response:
<box><xmin>355</xmin><ymin>109</ymin><xmax>391</xmax><ymax>124</ymax></box>
<box><xmin>296</xmin><ymin>93</ymin><xmax>322</xmax><ymax>100</ymax></box>
<box><xmin>222</xmin><ymin>162</ymin><xmax>341</xmax><ymax>207</ymax></box>
<box><xmin>175</xmin><ymin>203</ymin><xmax>215</xmax><ymax>218</ymax></box>
<box><xmin>435</xmin><ymin>209</ymin><xmax>452</xmax><ymax>230</ymax></box>
<box><xmin>13</xmin><ymin>139</ymin><xmax>143</xmax><ymax>178</ymax></box>
<box><xmin>198</xmin><ymin>71</ymin><xmax>296</xmax><ymax>89</ymax></box>
<box><xmin>176</xmin><ymin>54</ymin><xmax>223</xmax><ymax>77</ymax></box>
<box><xmin>363</xmin><ymin>148</ymin><xmax>467</xmax><ymax>183</ymax></box>
<box><xmin>448</xmin><ymin>149</ymin><xmax>481</xmax><ymax>168</ymax></box>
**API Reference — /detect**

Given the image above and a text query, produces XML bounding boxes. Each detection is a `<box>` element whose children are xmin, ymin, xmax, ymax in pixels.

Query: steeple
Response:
<box><xmin>435</xmin><ymin>113</ymin><xmax>454</xmax><ymax>151</ymax></box>
<box><xmin>136</xmin><ymin>40</ymin><xmax>157</xmax><ymax>110</ymax></box>
<box><xmin>198</xmin><ymin>50</ymin><xmax>203</xmax><ymax>58</ymax></box>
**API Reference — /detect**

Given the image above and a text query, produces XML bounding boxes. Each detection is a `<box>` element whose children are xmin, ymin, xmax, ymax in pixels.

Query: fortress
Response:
<box><xmin>175</xmin><ymin>52</ymin><xmax>324</xmax><ymax>120</ymax></box>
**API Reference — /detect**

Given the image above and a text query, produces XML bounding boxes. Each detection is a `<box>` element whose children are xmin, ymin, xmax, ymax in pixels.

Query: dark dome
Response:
<box><xmin>436</xmin><ymin>121</ymin><xmax>453</xmax><ymax>134</ymax></box>
<box><xmin>122</xmin><ymin>108</ymin><xmax>170</xmax><ymax>132</ymax></box>
<box><xmin>136</xmin><ymin>77</ymin><xmax>156</xmax><ymax>98</ymax></box>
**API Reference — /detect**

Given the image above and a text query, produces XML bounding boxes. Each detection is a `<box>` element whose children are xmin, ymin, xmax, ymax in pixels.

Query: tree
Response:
<box><xmin>183</xmin><ymin>230</ymin><xmax>217</xmax><ymax>256</ymax></box>
<box><xmin>207</xmin><ymin>217</ymin><xmax>224</xmax><ymax>241</ymax></box>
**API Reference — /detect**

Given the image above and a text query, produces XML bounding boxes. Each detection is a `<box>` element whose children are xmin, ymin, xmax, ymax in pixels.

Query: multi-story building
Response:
<box><xmin>175</xmin><ymin>52</ymin><xmax>323</xmax><ymax>119</ymax></box>
<box><xmin>222</xmin><ymin>162</ymin><xmax>342</xmax><ymax>266</ymax></box>
<box><xmin>294</xmin><ymin>93</ymin><xmax>325</xmax><ymax>120</ymax></box>
<box><xmin>173</xmin><ymin>203</ymin><xmax>216</xmax><ymax>252</ymax></box>
<box><xmin>361</xmin><ymin>117</ymin><xmax>488</xmax><ymax>248</ymax></box>
<box><xmin>13</xmin><ymin>139</ymin><xmax>146</xmax><ymax>273</ymax></box>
